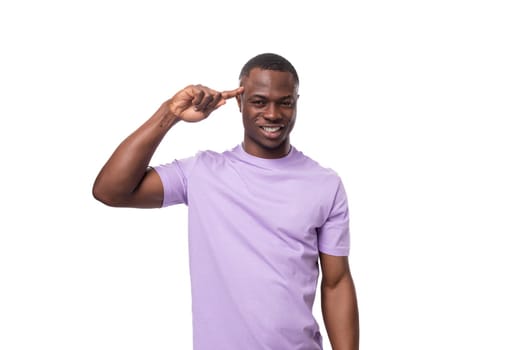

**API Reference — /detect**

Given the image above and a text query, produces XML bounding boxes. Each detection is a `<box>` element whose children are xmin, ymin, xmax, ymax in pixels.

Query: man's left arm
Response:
<box><xmin>320</xmin><ymin>252</ymin><xmax>359</xmax><ymax>350</ymax></box>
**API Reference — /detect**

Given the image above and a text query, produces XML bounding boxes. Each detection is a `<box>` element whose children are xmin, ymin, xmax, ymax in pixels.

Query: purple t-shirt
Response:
<box><xmin>154</xmin><ymin>144</ymin><xmax>350</xmax><ymax>350</ymax></box>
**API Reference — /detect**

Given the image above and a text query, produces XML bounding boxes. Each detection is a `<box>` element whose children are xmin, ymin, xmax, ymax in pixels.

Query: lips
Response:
<box><xmin>259</xmin><ymin>125</ymin><xmax>284</xmax><ymax>139</ymax></box>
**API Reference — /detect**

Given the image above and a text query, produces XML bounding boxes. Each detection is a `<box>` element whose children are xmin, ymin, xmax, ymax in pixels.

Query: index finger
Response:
<box><xmin>221</xmin><ymin>86</ymin><xmax>244</xmax><ymax>100</ymax></box>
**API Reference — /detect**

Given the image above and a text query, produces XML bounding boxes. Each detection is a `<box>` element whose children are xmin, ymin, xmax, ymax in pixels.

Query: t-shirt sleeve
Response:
<box><xmin>153</xmin><ymin>155</ymin><xmax>197</xmax><ymax>207</ymax></box>
<box><xmin>318</xmin><ymin>178</ymin><xmax>350</xmax><ymax>256</ymax></box>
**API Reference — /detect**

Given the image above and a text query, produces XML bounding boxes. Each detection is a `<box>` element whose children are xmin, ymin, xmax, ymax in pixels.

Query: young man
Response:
<box><xmin>93</xmin><ymin>53</ymin><xmax>359</xmax><ymax>350</ymax></box>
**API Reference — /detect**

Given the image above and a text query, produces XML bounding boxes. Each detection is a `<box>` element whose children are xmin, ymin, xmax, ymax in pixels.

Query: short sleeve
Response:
<box><xmin>317</xmin><ymin>178</ymin><xmax>350</xmax><ymax>256</ymax></box>
<box><xmin>153</xmin><ymin>155</ymin><xmax>197</xmax><ymax>207</ymax></box>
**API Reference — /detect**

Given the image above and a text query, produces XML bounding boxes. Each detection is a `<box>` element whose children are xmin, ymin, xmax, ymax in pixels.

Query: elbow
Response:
<box><xmin>322</xmin><ymin>271</ymin><xmax>352</xmax><ymax>291</ymax></box>
<box><xmin>92</xmin><ymin>185</ymin><xmax>112</xmax><ymax>206</ymax></box>
<box><xmin>92</xmin><ymin>183</ymin><xmax>125</xmax><ymax>207</ymax></box>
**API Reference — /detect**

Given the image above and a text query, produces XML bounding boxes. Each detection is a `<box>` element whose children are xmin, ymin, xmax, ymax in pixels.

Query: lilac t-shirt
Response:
<box><xmin>154</xmin><ymin>144</ymin><xmax>350</xmax><ymax>350</ymax></box>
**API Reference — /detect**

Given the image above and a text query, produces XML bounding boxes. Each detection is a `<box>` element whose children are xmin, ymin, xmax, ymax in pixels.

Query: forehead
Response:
<box><xmin>241</xmin><ymin>68</ymin><xmax>298</xmax><ymax>97</ymax></box>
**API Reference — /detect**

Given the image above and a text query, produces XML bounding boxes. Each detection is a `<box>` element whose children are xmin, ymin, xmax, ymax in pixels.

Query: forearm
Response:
<box><xmin>92</xmin><ymin>101</ymin><xmax>179</xmax><ymax>204</ymax></box>
<box><xmin>321</xmin><ymin>273</ymin><xmax>360</xmax><ymax>350</ymax></box>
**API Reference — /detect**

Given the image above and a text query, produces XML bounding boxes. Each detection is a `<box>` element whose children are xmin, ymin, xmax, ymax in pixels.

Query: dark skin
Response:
<box><xmin>92</xmin><ymin>68</ymin><xmax>359</xmax><ymax>349</ymax></box>
<box><xmin>236</xmin><ymin>67</ymin><xmax>297</xmax><ymax>159</ymax></box>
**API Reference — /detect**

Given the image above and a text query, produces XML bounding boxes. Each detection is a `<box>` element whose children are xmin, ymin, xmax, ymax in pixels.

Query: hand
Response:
<box><xmin>168</xmin><ymin>84</ymin><xmax>244</xmax><ymax>123</ymax></box>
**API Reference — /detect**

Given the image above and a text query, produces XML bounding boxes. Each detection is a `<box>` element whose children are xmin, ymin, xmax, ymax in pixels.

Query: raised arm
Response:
<box><xmin>92</xmin><ymin>85</ymin><xmax>244</xmax><ymax>208</ymax></box>
<box><xmin>320</xmin><ymin>253</ymin><xmax>360</xmax><ymax>350</ymax></box>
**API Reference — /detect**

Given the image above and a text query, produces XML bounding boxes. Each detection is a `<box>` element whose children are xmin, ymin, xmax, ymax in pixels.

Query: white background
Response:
<box><xmin>1</xmin><ymin>0</ymin><xmax>524</xmax><ymax>349</ymax></box>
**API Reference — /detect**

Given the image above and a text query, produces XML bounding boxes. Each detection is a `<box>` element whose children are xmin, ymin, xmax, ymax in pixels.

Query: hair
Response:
<box><xmin>239</xmin><ymin>53</ymin><xmax>299</xmax><ymax>85</ymax></box>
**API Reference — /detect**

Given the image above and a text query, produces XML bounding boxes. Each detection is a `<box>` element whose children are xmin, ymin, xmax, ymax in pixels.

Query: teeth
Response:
<box><xmin>262</xmin><ymin>126</ymin><xmax>280</xmax><ymax>132</ymax></box>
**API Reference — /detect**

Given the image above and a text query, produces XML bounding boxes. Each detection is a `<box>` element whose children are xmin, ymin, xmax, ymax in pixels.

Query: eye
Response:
<box><xmin>281</xmin><ymin>100</ymin><xmax>294</xmax><ymax>107</ymax></box>
<box><xmin>251</xmin><ymin>100</ymin><xmax>266</xmax><ymax>107</ymax></box>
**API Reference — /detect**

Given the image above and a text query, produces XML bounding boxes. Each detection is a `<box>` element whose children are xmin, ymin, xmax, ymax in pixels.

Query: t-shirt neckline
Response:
<box><xmin>233</xmin><ymin>143</ymin><xmax>298</xmax><ymax>168</ymax></box>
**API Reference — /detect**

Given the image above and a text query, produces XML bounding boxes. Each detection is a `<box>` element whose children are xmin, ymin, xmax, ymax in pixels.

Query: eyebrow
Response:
<box><xmin>249</xmin><ymin>94</ymin><xmax>295</xmax><ymax>100</ymax></box>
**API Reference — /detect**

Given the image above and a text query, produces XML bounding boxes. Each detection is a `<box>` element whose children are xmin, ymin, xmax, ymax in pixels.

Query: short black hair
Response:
<box><xmin>239</xmin><ymin>53</ymin><xmax>299</xmax><ymax>85</ymax></box>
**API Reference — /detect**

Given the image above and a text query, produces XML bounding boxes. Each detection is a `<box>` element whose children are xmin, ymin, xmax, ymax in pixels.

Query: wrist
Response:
<box><xmin>161</xmin><ymin>100</ymin><xmax>183</xmax><ymax>124</ymax></box>
<box><xmin>166</xmin><ymin>99</ymin><xmax>184</xmax><ymax>121</ymax></box>
<box><xmin>146</xmin><ymin>100</ymin><xmax>181</xmax><ymax>131</ymax></box>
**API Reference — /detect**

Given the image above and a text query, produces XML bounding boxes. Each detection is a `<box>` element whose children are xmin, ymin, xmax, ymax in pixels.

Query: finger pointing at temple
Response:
<box><xmin>221</xmin><ymin>86</ymin><xmax>244</xmax><ymax>100</ymax></box>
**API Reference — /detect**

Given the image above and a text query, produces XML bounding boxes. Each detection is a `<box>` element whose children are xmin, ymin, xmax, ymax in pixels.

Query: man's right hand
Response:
<box><xmin>168</xmin><ymin>84</ymin><xmax>244</xmax><ymax>123</ymax></box>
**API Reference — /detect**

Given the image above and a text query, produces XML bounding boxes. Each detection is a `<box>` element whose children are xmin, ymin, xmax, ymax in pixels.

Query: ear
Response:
<box><xmin>235</xmin><ymin>95</ymin><xmax>242</xmax><ymax>112</ymax></box>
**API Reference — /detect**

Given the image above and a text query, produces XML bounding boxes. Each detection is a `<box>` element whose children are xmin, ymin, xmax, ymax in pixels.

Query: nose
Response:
<box><xmin>263</xmin><ymin>103</ymin><xmax>279</xmax><ymax>121</ymax></box>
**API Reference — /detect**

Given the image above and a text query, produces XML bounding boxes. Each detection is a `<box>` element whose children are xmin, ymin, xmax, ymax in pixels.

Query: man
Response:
<box><xmin>93</xmin><ymin>53</ymin><xmax>359</xmax><ymax>350</ymax></box>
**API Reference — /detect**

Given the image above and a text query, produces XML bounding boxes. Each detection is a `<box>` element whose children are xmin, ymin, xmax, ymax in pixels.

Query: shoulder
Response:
<box><xmin>155</xmin><ymin>149</ymin><xmax>225</xmax><ymax>173</ymax></box>
<box><xmin>290</xmin><ymin>148</ymin><xmax>346</xmax><ymax>201</ymax></box>
<box><xmin>294</xmin><ymin>148</ymin><xmax>342</xmax><ymax>181</ymax></box>
<box><xmin>193</xmin><ymin>148</ymin><xmax>236</xmax><ymax>164</ymax></box>
<box><xmin>194</xmin><ymin>149</ymin><xmax>223</xmax><ymax>160</ymax></box>
<box><xmin>181</xmin><ymin>147</ymin><xmax>242</xmax><ymax>173</ymax></box>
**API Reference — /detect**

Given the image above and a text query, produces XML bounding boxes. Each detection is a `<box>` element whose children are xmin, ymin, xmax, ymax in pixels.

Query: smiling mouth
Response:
<box><xmin>259</xmin><ymin>125</ymin><xmax>284</xmax><ymax>139</ymax></box>
<box><xmin>260</xmin><ymin>126</ymin><xmax>283</xmax><ymax>132</ymax></box>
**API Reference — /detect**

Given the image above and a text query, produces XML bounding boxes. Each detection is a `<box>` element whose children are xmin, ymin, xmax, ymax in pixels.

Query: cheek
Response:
<box><xmin>287</xmin><ymin>117</ymin><xmax>296</xmax><ymax>131</ymax></box>
<box><xmin>243</xmin><ymin>108</ymin><xmax>262</xmax><ymax>121</ymax></box>
<box><xmin>241</xmin><ymin>112</ymin><xmax>253</xmax><ymax>129</ymax></box>
<box><xmin>285</xmin><ymin>111</ymin><xmax>296</xmax><ymax>123</ymax></box>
